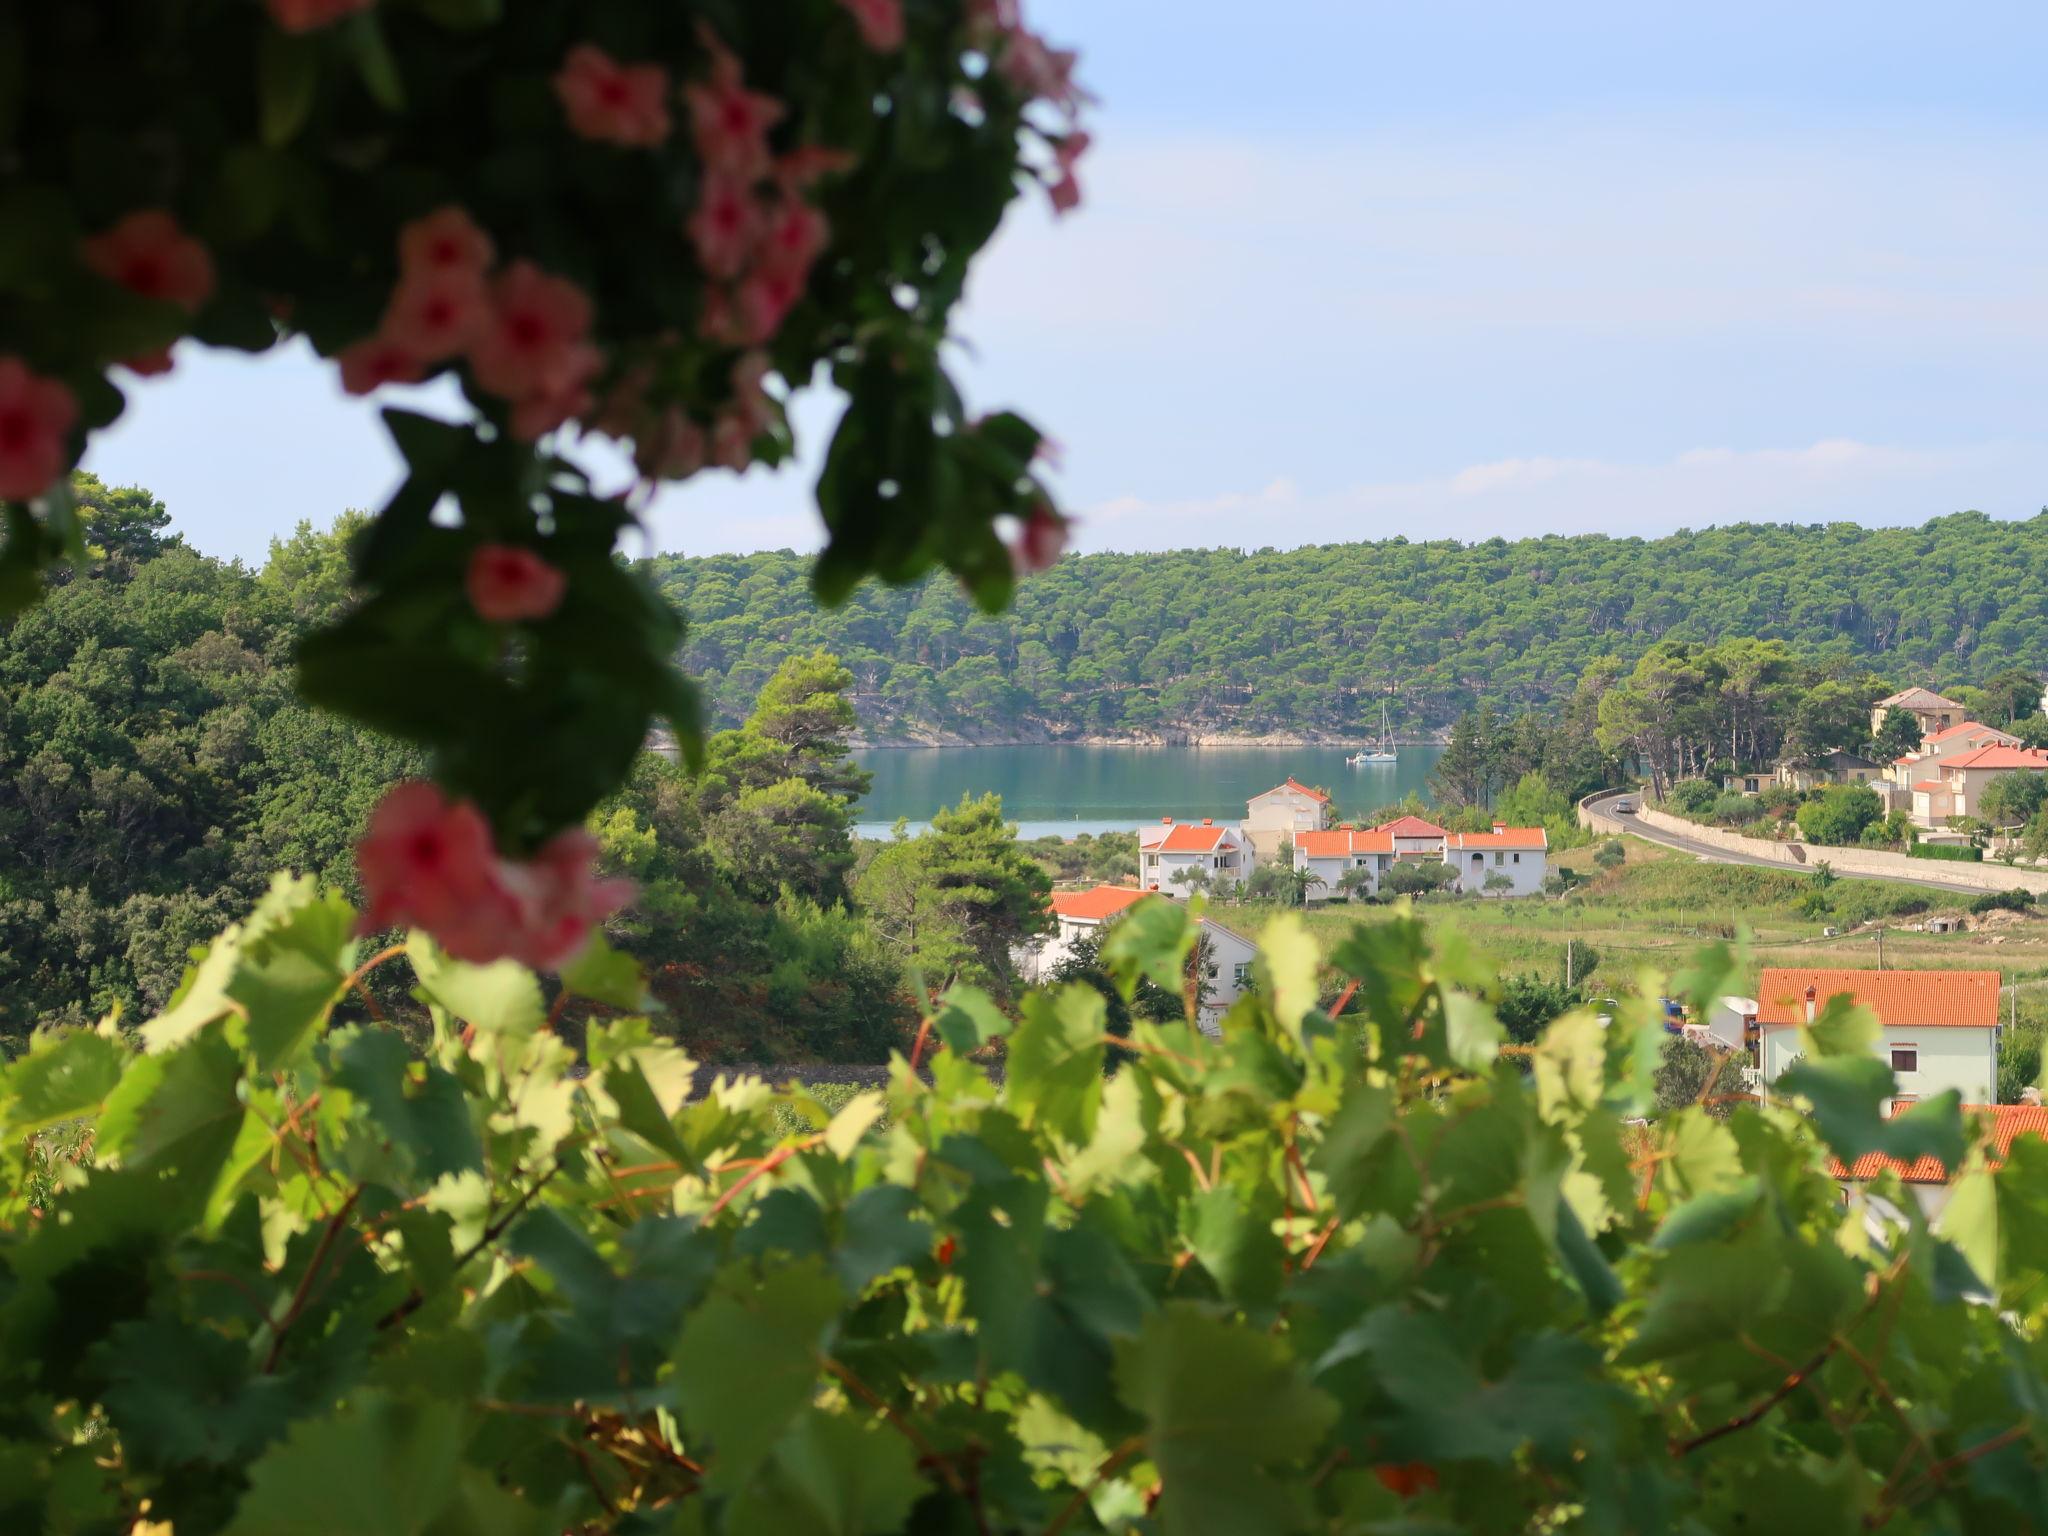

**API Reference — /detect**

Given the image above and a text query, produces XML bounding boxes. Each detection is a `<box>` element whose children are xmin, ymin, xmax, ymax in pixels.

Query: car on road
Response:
<box><xmin>1612</xmin><ymin>796</ymin><xmax>1635</xmax><ymax>814</ymax></box>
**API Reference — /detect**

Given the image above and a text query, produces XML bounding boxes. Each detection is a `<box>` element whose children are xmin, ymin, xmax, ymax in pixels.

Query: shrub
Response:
<box><xmin>1795</xmin><ymin>784</ymin><xmax>1882</xmax><ymax>846</ymax></box>
<box><xmin>1970</xmin><ymin>888</ymin><xmax>2037</xmax><ymax>915</ymax></box>
<box><xmin>1909</xmin><ymin>842</ymin><xmax>1984</xmax><ymax>863</ymax></box>
<box><xmin>1593</xmin><ymin>838</ymin><xmax>1627</xmax><ymax>870</ymax></box>
<box><xmin>1667</xmin><ymin>778</ymin><xmax>1718</xmax><ymax>816</ymax></box>
<box><xmin>1384</xmin><ymin>859</ymin><xmax>1458</xmax><ymax>897</ymax></box>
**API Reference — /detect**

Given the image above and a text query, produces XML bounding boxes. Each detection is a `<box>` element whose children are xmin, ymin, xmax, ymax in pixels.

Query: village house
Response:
<box><xmin>1444</xmin><ymin>824</ymin><xmax>1550</xmax><ymax>896</ymax></box>
<box><xmin>1870</xmin><ymin>687</ymin><xmax>1968</xmax><ymax>741</ymax></box>
<box><xmin>1137</xmin><ymin>817</ymin><xmax>1251</xmax><ymax>893</ymax></box>
<box><xmin>1773</xmin><ymin>750</ymin><xmax>1883</xmax><ymax>794</ymax></box>
<box><xmin>1242</xmin><ymin>777</ymin><xmax>1334</xmax><ymax>862</ymax></box>
<box><xmin>1015</xmin><ymin>884</ymin><xmax>1255</xmax><ymax>1034</ymax></box>
<box><xmin>1832</xmin><ymin>1103</ymin><xmax>2048</xmax><ymax>1220</ymax></box>
<box><xmin>1294</xmin><ymin>826</ymin><xmax>1396</xmax><ymax>902</ymax></box>
<box><xmin>1757</xmin><ymin>967</ymin><xmax>2000</xmax><ymax>1117</ymax></box>
<box><xmin>1908</xmin><ymin>743</ymin><xmax>2048</xmax><ymax>827</ymax></box>
<box><xmin>1291</xmin><ymin>815</ymin><xmax>1545</xmax><ymax>900</ymax></box>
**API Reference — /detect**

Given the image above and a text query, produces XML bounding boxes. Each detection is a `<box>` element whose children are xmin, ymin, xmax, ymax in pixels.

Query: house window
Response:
<box><xmin>1494</xmin><ymin>851</ymin><xmax>1505</xmax><ymax>866</ymax></box>
<box><xmin>1511</xmin><ymin>853</ymin><xmax>1521</xmax><ymax>864</ymax></box>
<box><xmin>1470</xmin><ymin>853</ymin><xmax>1482</xmax><ymax>865</ymax></box>
<box><xmin>1232</xmin><ymin>962</ymin><xmax>1251</xmax><ymax>986</ymax></box>
<box><xmin>1890</xmin><ymin>1047</ymin><xmax>1917</xmax><ymax>1073</ymax></box>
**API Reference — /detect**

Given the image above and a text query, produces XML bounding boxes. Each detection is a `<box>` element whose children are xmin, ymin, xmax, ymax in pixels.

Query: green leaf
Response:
<box><xmin>560</xmin><ymin>934</ymin><xmax>653</xmax><ymax>1010</ymax></box>
<box><xmin>1802</xmin><ymin>994</ymin><xmax>1881</xmax><ymax>1059</ymax></box>
<box><xmin>834</xmin><ymin>1184</ymin><xmax>930</xmax><ymax>1293</ymax></box>
<box><xmin>1778</xmin><ymin>1058</ymin><xmax>1966</xmax><ymax>1174</ymax></box>
<box><xmin>1441</xmin><ymin>991</ymin><xmax>1504</xmax><ymax>1072</ymax></box>
<box><xmin>1184</xmin><ymin>1185</ymin><xmax>1284</xmax><ymax>1305</ymax></box>
<box><xmin>1006</xmin><ymin>985</ymin><xmax>1105</xmax><ymax>1145</ymax></box>
<box><xmin>673</xmin><ymin>1260</ymin><xmax>843</xmax><ymax>1493</ymax></box>
<box><xmin>97</xmin><ymin>1032</ymin><xmax>245</xmax><ymax>1189</ymax></box>
<box><xmin>408</xmin><ymin>940</ymin><xmax>545</xmax><ymax>1034</ymax></box>
<box><xmin>258</xmin><ymin>30</ymin><xmax>320</xmax><ymax>147</ymax></box>
<box><xmin>347</xmin><ymin>10</ymin><xmax>405</xmax><ymax>110</ymax></box>
<box><xmin>223</xmin><ymin>1392</ymin><xmax>470</xmax><ymax>1536</ymax></box>
<box><xmin>824</xmin><ymin>1092</ymin><xmax>885</xmax><ymax>1159</ymax></box>
<box><xmin>725</xmin><ymin>1410</ymin><xmax>924</xmax><ymax>1536</ymax></box>
<box><xmin>329</xmin><ymin>1027</ymin><xmax>484</xmax><ymax>1182</ymax></box>
<box><xmin>1114</xmin><ymin>1302</ymin><xmax>1336</xmax><ymax>1536</ymax></box>
<box><xmin>1254</xmin><ymin>911</ymin><xmax>1321</xmax><ymax>1040</ymax></box>
<box><xmin>1100</xmin><ymin>895</ymin><xmax>1196</xmax><ymax>1002</ymax></box>
<box><xmin>934</xmin><ymin>983</ymin><xmax>1010</xmax><ymax>1055</ymax></box>
<box><xmin>1</xmin><ymin>1028</ymin><xmax>128</xmax><ymax>1133</ymax></box>
<box><xmin>228</xmin><ymin>874</ymin><xmax>358</xmax><ymax>1070</ymax></box>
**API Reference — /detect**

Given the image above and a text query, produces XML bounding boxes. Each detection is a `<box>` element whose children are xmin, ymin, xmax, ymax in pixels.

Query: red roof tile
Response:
<box><xmin>1152</xmin><ymin>823</ymin><xmax>1233</xmax><ymax>852</ymax></box>
<box><xmin>1050</xmin><ymin>885</ymin><xmax>1147</xmax><ymax>922</ymax></box>
<box><xmin>1756</xmin><ymin>968</ymin><xmax>2001</xmax><ymax>1029</ymax></box>
<box><xmin>1377</xmin><ymin>815</ymin><xmax>1448</xmax><ymax>838</ymax></box>
<box><xmin>1252</xmin><ymin>777</ymin><xmax>1330</xmax><ymax>804</ymax></box>
<box><xmin>1833</xmin><ymin>1105</ymin><xmax>2048</xmax><ymax>1183</ymax></box>
<box><xmin>1912</xmin><ymin>780</ymin><xmax>1947</xmax><ymax>793</ymax></box>
<box><xmin>1298</xmin><ymin>828</ymin><xmax>1394</xmax><ymax>857</ymax></box>
<box><xmin>1939</xmin><ymin>745</ymin><xmax>2048</xmax><ymax>772</ymax></box>
<box><xmin>1450</xmin><ymin>828</ymin><xmax>1548</xmax><ymax>851</ymax></box>
<box><xmin>1923</xmin><ymin>720</ymin><xmax>2011</xmax><ymax>745</ymax></box>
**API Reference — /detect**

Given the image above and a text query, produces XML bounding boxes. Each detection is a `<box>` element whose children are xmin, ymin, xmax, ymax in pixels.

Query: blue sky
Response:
<box><xmin>85</xmin><ymin>0</ymin><xmax>2048</xmax><ymax>562</ymax></box>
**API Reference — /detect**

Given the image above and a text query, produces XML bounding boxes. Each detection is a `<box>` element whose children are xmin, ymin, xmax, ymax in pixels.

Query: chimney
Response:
<box><xmin>1804</xmin><ymin>985</ymin><xmax>1817</xmax><ymax>1024</ymax></box>
<box><xmin>1493</xmin><ymin>821</ymin><xmax>1506</xmax><ymax>835</ymax></box>
<box><xmin>1201</xmin><ymin>817</ymin><xmax>1213</xmax><ymax>826</ymax></box>
<box><xmin>1161</xmin><ymin>816</ymin><xmax>1173</xmax><ymax>825</ymax></box>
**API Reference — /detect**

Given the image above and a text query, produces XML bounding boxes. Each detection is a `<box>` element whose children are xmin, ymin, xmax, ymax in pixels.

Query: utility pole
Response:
<box><xmin>1566</xmin><ymin>938</ymin><xmax>1575</xmax><ymax>989</ymax></box>
<box><xmin>1875</xmin><ymin>927</ymin><xmax>1885</xmax><ymax>971</ymax></box>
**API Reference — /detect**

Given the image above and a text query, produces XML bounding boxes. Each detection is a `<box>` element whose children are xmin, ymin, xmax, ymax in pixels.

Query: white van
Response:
<box><xmin>1612</xmin><ymin>796</ymin><xmax>1635</xmax><ymax>814</ymax></box>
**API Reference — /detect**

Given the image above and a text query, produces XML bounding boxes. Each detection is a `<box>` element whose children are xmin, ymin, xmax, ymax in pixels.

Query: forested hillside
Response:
<box><xmin>655</xmin><ymin>512</ymin><xmax>2048</xmax><ymax>740</ymax></box>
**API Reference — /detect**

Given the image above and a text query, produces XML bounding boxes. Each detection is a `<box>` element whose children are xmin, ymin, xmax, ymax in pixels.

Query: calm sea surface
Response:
<box><xmin>851</xmin><ymin>744</ymin><xmax>1446</xmax><ymax>839</ymax></box>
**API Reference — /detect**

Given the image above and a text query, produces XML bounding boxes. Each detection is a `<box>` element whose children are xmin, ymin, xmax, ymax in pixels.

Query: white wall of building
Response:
<box><xmin>1763</xmin><ymin>1024</ymin><xmax>1996</xmax><ymax>1113</ymax></box>
<box><xmin>1443</xmin><ymin>844</ymin><xmax>1546</xmax><ymax>896</ymax></box>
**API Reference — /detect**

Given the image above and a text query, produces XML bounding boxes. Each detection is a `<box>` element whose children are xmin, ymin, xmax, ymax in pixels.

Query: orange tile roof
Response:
<box><xmin>1923</xmin><ymin>720</ymin><xmax>2010</xmax><ymax>745</ymax></box>
<box><xmin>1253</xmin><ymin>777</ymin><xmax>1330</xmax><ymax>804</ymax></box>
<box><xmin>1832</xmin><ymin>1105</ymin><xmax>2048</xmax><ymax>1183</ymax></box>
<box><xmin>1298</xmin><ymin>828</ymin><xmax>1394</xmax><ymax>857</ymax></box>
<box><xmin>1877</xmin><ymin>687</ymin><xmax>1966</xmax><ymax>711</ymax></box>
<box><xmin>1154</xmin><ymin>823</ymin><xmax>1233</xmax><ymax>852</ymax></box>
<box><xmin>1449</xmin><ymin>827</ymin><xmax>1548</xmax><ymax>851</ymax></box>
<box><xmin>1377</xmin><ymin>815</ymin><xmax>1448</xmax><ymax>838</ymax></box>
<box><xmin>1912</xmin><ymin>780</ymin><xmax>1947</xmax><ymax>793</ymax></box>
<box><xmin>1940</xmin><ymin>745</ymin><xmax>2048</xmax><ymax>771</ymax></box>
<box><xmin>1050</xmin><ymin>885</ymin><xmax>1147</xmax><ymax>922</ymax></box>
<box><xmin>1756</xmin><ymin>968</ymin><xmax>2001</xmax><ymax>1029</ymax></box>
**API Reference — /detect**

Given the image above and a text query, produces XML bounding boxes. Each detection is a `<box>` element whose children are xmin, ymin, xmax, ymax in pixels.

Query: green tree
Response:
<box><xmin>1978</xmin><ymin>771</ymin><xmax>2048</xmax><ymax>829</ymax></box>
<box><xmin>1870</xmin><ymin>706</ymin><xmax>1923</xmax><ymax>761</ymax></box>
<box><xmin>1796</xmin><ymin>784</ymin><xmax>1883</xmax><ymax>846</ymax></box>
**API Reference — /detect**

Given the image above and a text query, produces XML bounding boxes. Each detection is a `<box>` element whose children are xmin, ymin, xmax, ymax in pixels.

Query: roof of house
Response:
<box><xmin>1912</xmin><ymin>780</ymin><xmax>1948</xmax><ymax>794</ymax></box>
<box><xmin>1832</xmin><ymin>1104</ymin><xmax>2048</xmax><ymax>1184</ymax></box>
<box><xmin>1248</xmin><ymin>776</ymin><xmax>1331</xmax><ymax>804</ymax></box>
<box><xmin>1892</xmin><ymin>752</ymin><xmax>1921</xmax><ymax>766</ymax></box>
<box><xmin>1377</xmin><ymin>814</ymin><xmax>1448</xmax><ymax>838</ymax></box>
<box><xmin>1756</xmin><ymin>967</ymin><xmax>2002</xmax><ymax>1029</ymax></box>
<box><xmin>1050</xmin><ymin>885</ymin><xmax>1147</xmax><ymax>922</ymax></box>
<box><xmin>1924</xmin><ymin>720</ymin><xmax>2012</xmax><ymax>745</ymax></box>
<box><xmin>1449</xmin><ymin>827</ymin><xmax>1549</xmax><ymax>851</ymax></box>
<box><xmin>1937</xmin><ymin>745</ymin><xmax>2048</xmax><ymax>772</ymax></box>
<box><xmin>1141</xmin><ymin>821</ymin><xmax>1239</xmax><ymax>853</ymax></box>
<box><xmin>1877</xmin><ymin>687</ymin><xmax>1967</xmax><ymax>711</ymax></box>
<box><xmin>1297</xmin><ymin>828</ymin><xmax>1395</xmax><ymax>857</ymax></box>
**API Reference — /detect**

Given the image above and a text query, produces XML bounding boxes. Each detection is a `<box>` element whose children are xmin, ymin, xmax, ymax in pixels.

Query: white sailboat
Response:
<box><xmin>1347</xmin><ymin>700</ymin><xmax>1398</xmax><ymax>765</ymax></box>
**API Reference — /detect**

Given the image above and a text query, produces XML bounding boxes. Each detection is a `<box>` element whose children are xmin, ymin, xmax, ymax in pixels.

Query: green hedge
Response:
<box><xmin>1908</xmin><ymin>841</ymin><xmax>1983</xmax><ymax>862</ymax></box>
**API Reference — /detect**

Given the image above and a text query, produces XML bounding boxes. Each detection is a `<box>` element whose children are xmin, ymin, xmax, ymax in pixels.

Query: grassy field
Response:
<box><xmin>1207</xmin><ymin>835</ymin><xmax>2048</xmax><ymax>999</ymax></box>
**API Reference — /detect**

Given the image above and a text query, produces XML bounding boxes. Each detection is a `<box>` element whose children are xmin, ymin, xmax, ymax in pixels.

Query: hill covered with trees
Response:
<box><xmin>654</xmin><ymin>511</ymin><xmax>2048</xmax><ymax>741</ymax></box>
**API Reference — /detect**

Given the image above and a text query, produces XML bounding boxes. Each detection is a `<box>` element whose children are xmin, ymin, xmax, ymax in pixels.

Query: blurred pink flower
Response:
<box><xmin>685</xmin><ymin>47</ymin><xmax>784</xmax><ymax>179</ymax></box>
<box><xmin>735</xmin><ymin>265</ymin><xmax>806</xmax><ymax>344</ymax></box>
<box><xmin>382</xmin><ymin>267</ymin><xmax>486</xmax><ymax>362</ymax></box>
<box><xmin>709</xmin><ymin>410</ymin><xmax>755</xmax><ymax>470</ymax></box>
<box><xmin>0</xmin><ymin>359</ymin><xmax>77</xmax><ymax>502</ymax></box>
<box><xmin>399</xmin><ymin>206</ymin><xmax>495</xmax><ymax>277</ymax></box>
<box><xmin>337</xmin><ymin>336</ymin><xmax>425</xmax><ymax>396</ymax></box>
<box><xmin>356</xmin><ymin>782</ymin><xmax>509</xmax><ymax>950</ymax></box>
<box><xmin>263</xmin><ymin>0</ymin><xmax>373</xmax><ymax>34</ymax></box>
<box><xmin>776</xmin><ymin>146</ymin><xmax>856</xmax><ymax>190</ymax></box>
<box><xmin>759</xmin><ymin>199</ymin><xmax>830</xmax><ymax>275</ymax></box>
<box><xmin>501</xmin><ymin>827</ymin><xmax>636</xmax><ymax>971</ymax></box>
<box><xmin>81</xmin><ymin>210</ymin><xmax>215</xmax><ymax>314</ymax></box>
<box><xmin>687</xmin><ymin>173</ymin><xmax>760</xmax><ymax>280</ymax></box>
<box><xmin>836</xmin><ymin>0</ymin><xmax>905</xmax><ymax>50</ymax></box>
<box><xmin>636</xmin><ymin>409</ymin><xmax>707</xmax><ymax>480</ymax></box>
<box><xmin>554</xmin><ymin>44</ymin><xmax>672</xmax><ymax>147</ymax></box>
<box><xmin>122</xmin><ymin>348</ymin><xmax>176</xmax><ymax>378</ymax></box>
<box><xmin>469</xmin><ymin>261</ymin><xmax>596</xmax><ymax>402</ymax></box>
<box><xmin>466</xmin><ymin>543</ymin><xmax>567</xmax><ymax>623</ymax></box>
<box><xmin>506</xmin><ymin>353</ymin><xmax>599</xmax><ymax>441</ymax></box>
<box><xmin>1010</xmin><ymin>503</ymin><xmax>1069</xmax><ymax>573</ymax></box>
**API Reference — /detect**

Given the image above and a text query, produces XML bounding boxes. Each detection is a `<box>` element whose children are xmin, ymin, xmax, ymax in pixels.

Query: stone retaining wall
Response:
<box><xmin>1629</xmin><ymin>802</ymin><xmax>2048</xmax><ymax>895</ymax></box>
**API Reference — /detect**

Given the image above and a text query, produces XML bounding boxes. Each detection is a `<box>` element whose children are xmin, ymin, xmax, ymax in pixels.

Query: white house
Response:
<box><xmin>1294</xmin><ymin>826</ymin><xmax>1396</xmax><ymax>903</ymax></box>
<box><xmin>1758</xmin><ymin>967</ymin><xmax>2000</xmax><ymax>1116</ymax></box>
<box><xmin>1379</xmin><ymin>814</ymin><xmax>1450</xmax><ymax>860</ymax></box>
<box><xmin>1016</xmin><ymin>885</ymin><xmax>1254</xmax><ymax>1034</ymax></box>
<box><xmin>1137</xmin><ymin>818</ymin><xmax>1251</xmax><ymax>894</ymax></box>
<box><xmin>1870</xmin><ymin>687</ymin><xmax>1968</xmax><ymax>741</ymax></box>
<box><xmin>1244</xmin><ymin>777</ymin><xmax>1333</xmax><ymax>836</ymax></box>
<box><xmin>1908</xmin><ymin>744</ymin><xmax>2048</xmax><ymax>828</ymax></box>
<box><xmin>1443</xmin><ymin>824</ymin><xmax>1549</xmax><ymax>896</ymax></box>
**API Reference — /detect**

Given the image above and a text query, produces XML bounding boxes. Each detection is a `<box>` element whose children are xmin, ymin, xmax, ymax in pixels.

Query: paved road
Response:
<box><xmin>1581</xmin><ymin>791</ymin><xmax>1996</xmax><ymax>899</ymax></box>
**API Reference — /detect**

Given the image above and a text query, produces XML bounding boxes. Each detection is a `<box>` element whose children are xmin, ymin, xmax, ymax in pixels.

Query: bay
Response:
<box><xmin>851</xmin><ymin>744</ymin><xmax>1446</xmax><ymax>839</ymax></box>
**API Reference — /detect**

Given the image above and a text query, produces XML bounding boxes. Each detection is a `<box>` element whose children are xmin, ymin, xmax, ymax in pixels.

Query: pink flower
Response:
<box><xmin>758</xmin><ymin>199</ymin><xmax>829</xmax><ymax>275</ymax></box>
<box><xmin>466</xmin><ymin>544</ymin><xmax>567</xmax><ymax>623</ymax></box>
<box><xmin>709</xmin><ymin>411</ymin><xmax>756</xmax><ymax>470</ymax></box>
<box><xmin>688</xmin><ymin>173</ymin><xmax>761</xmax><ymax>280</ymax></box>
<box><xmin>836</xmin><ymin>0</ymin><xmax>905</xmax><ymax>50</ymax></box>
<box><xmin>1048</xmin><ymin>128</ymin><xmax>1089</xmax><ymax>214</ymax></box>
<box><xmin>355</xmin><ymin>783</ymin><xmax>632</xmax><ymax>970</ymax></box>
<box><xmin>775</xmin><ymin>146</ymin><xmax>856</xmax><ymax>190</ymax></box>
<box><xmin>1010</xmin><ymin>503</ymin><xmax>1069</xmax><ymax>573</ymax></box>
<box><xmin>80</xmin><ymin>211</ymin><xmax>215</xmax><ymax>314</ymax></box>
<box><xmin>635</xmin><ymin>409</ymin><xmax>707</xmax><ymax>480</ymax></box>
<box><xmin>263</xmin><ymin>0</ymin><xmax>373</xmax><ymax>34</ymax></box>
<box><xmin>730</xmin><ymin>351</ymin><xmax>777</xmax><ymax>436</ymax></box>
<box><xmin>685</xmin><ymin>47</ymin><xmax>784</xmax><ymax>179</ymax></box>
<box><xmin>356</xmin><ymin>782</ymin><xmax>509</xmax><ymax>946</ymax></box>
<box><xmin>0</xmin><ymin>359</ymin><xmax>78</xmax><ymax>503</ymax></box>
<box><xmin>382</xmin><ymin>267</ymin><xmax>485</xmax><ymax>362</ymax></box>
<box><xmin>122</xmin><ymin>348</ymin><xmax>176</xmax><ymax>378</ymax></box>
<box><xmin>337</xmin><ymin>336</ymin><xmax>425</xmax><ymax>396</ymax></box>
<box><xmin>399</xmin><ymin>207</ymin><xmax>495</xmax><ymax>277</ymax></box>
<box><xmin>554</xmin><ymin>44</ymin><xmax>672</xmax><ymax>148</ymax></box>
<box><xmin>999</xmin><ymin>30</ymin><xmax>1082</xmax><ymax>110</ymax></box>
<box><xmin>735</xmin><ymin>265</ymin><xmax>806</xmax><ymax>344</ymax></box>
<box><xmin>468</xmin><ymin>261</ymin><xmax>596</xmax><ymax>402</ymax></box>
<box><xmin>506</xmin><ymin>354</ymin><xmax>599</xmax><ymax>441</ymax></box>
